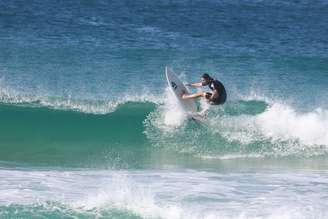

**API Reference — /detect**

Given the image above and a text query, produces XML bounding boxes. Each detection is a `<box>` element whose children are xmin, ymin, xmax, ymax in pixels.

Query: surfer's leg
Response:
<box><xmin>204</xmin><ymin>92</ymin><xmax>212</xmax><ymax>100</ymax></box>
<box><xmin>181</xmin><ymin>92</ymin><xmax>205</xmax><ymax>100</ymax></box>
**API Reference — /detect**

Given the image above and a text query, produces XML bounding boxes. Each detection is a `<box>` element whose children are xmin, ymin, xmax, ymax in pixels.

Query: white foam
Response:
<box><xmin>255</xmin><ymin>103</ymin><xmax>328</xmax><ymax>146</ymax></box>
<box><xmin>145</xmin><ymin>88</ymin><xmax>188</xmax><ymax>132</ymax></box>
<box><xmin>238</xmin><ymin>91</ymin><xmax>274</xmax><ymax>104</ymax></box>
<box><xmin>0</xmin><ymin>80</ymin><xmax>39</xmax><ymax>104</ymax></box>
<box><xmin>75</xmin><ymin>174</ymin><xmax>187</xmax><ymax>219</ymax></box>
<box><xmin>1</xmin><ymin>169</ymin><xmax>328</xmax><ymax>219</ymax></box>
<box><xmin>200</xmin><ymin>153</ymin><xmax>264</xmax><ymax>160</ymax></box>
<box><xmin>163</xmin><ymin>88</ymin><xmax>187</xmax><ymax>127</ymax></box>
<box><xmin>214</xmin><ymin>98</ymin><xmax>328</xmax><ymax>150</ymax></box>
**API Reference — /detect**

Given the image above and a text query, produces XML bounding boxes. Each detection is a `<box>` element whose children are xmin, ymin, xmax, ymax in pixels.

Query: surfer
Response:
<box><xmin>182</xmin><ymin>73</ymin><xmax>226</xmax><ymax>105</ymax></box>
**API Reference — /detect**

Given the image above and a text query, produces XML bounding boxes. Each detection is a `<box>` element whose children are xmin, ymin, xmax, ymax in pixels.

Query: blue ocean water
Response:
<box><xmin>0</xmin><ymin>0</ymin><xmax>328</xmax><ymax>218</ymax></box>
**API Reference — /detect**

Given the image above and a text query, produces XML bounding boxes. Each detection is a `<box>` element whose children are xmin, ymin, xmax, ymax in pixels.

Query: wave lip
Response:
<box><xmin>0</xmin><ymin>82</ymin><xmax>162</xmax><ymax>114</ymax></box>
<box><xmin>255</xmin><ymin>103</ymin><xmax>328</xmax><ymax>146</ymax></box>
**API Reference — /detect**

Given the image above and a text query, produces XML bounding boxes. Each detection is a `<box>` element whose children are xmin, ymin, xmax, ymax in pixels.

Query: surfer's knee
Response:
<box><xmin>204</xmin><ymin>92</ymin><xmax>212</xmax><ymax>99</ymax></box>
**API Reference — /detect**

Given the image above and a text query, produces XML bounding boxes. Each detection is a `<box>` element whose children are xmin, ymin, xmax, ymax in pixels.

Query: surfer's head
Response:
<box><xmin>201</xmin><ymin>73</ymin><xmax>213</xmax><ymax>85</ymax></box>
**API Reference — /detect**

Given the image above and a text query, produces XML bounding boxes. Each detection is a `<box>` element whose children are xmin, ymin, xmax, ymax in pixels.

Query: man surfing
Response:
<box><xmin>182</xmin><ymin>73</ymin><xmax>227</xmax><ymax>105</ymax></box>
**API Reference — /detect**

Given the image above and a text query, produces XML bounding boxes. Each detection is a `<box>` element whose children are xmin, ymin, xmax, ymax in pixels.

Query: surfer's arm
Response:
<box><xmin>186</xmin><ymin>82</ymin><xmax>202</xmax><ymax>87</ymax></box>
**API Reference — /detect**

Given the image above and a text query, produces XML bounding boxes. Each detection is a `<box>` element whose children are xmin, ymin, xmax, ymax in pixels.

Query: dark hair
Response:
<box><xmin>202</xmin><ymin>73</ymin><xmax>212</xmax><ymax>80</ymax></box>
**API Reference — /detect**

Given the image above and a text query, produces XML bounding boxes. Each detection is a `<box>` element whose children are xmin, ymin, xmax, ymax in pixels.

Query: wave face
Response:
<box><xmin>1</xmin><ymin>92</ymin><xmax>328</xmax><ymax>169</ymax></box>
<box><xmin>0</xmin><ymin>102</ymin><xmax>155</xmax><ymax>167</ymax></box>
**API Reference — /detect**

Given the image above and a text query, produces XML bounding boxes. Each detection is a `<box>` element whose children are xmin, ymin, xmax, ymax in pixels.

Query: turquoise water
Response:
<box><xmin>1</xmin><ymin>0</ymin><xmax>328</xmax><ymax>218</ymax></box>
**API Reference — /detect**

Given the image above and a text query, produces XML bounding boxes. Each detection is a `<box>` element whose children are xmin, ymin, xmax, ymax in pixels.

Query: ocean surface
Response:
<box><xmin>1</xmin><ymin>0</ymin><xmax>328</xmax><ymax>218</ymax></box>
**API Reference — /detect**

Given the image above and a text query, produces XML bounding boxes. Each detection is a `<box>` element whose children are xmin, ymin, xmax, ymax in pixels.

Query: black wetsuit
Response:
<box><xmin>205</xmin><ymin>79</ymin><xmax>227</xmax><ymax>105</ymax></box>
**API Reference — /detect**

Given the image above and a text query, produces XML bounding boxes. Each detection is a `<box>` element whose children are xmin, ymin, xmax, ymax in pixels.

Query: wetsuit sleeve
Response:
<box><xmin>213</xmin><ymin>81</ymin><xmax>223</xmax><ymax>93</ymax></box>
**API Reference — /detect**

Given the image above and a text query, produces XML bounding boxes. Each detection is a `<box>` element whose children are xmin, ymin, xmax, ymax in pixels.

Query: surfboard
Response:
<box><xmin>165</xmin><ymin>66</ymin><xmax>198</xmax><ymax>114</ymax></box>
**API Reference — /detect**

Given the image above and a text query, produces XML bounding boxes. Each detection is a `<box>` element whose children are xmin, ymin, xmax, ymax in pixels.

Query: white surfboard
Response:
<box><xmin>165</xmin><ymin>66</ymin><xmax>198</xmax><ymax>114</ymax></box>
